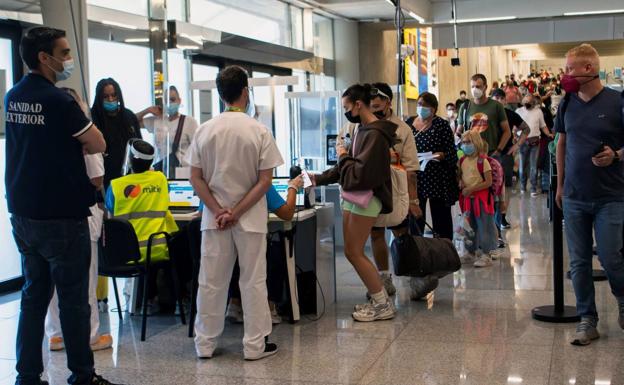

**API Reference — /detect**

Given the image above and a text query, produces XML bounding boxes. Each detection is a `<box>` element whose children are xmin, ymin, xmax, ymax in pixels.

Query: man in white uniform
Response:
<box><xmin>188</xmin><ymin>65</ymin><xmax>284</xmax><ymax>361</ymax></box>
<box><xmin>45</xmin><ymin>153</ymin><xmax>112</xmax><ymax>352</ymax></box>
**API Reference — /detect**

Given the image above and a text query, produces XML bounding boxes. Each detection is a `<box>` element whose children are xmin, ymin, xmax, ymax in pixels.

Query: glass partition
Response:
<box><xmin>189</xmin><ymin>0</ymin><xmax>292</xmax><ymax>47</ymax></box>
<box><xmin>286</xmin><ymin>91</ymin><xmax>342</xmax><ymax>173</ymax></box>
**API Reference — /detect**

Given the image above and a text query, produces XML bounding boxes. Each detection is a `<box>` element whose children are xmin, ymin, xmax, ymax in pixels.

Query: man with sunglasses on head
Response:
<box><xmin>339</xmin><ymin>82</ymin><xmax>420</xmax><ymax>297</ymax></box>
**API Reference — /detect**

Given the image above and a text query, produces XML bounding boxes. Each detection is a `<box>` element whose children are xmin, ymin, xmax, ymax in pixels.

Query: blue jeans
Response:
<box><xmin>11</xmin><ymin>216</ymin><xmax>94</xmax><ymax>385</ymax></box>
<box><xmin>562</xmin><ymin>199</ymin><xmax>624</xmax><ymax>318</ymax></box>
<box><xmin>465</xmin><ymin>200</ymin><xmax>497</xmax><ymax>254</ymax></box>
<box><xmin>519</xmin><ymin>142</ymin><xmax>539</xmax><ymax>192</ymax></box>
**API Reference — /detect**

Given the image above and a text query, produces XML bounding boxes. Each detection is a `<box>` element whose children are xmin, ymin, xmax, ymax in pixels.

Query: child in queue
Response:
<box><xmin>458</xmin><ymin>130</ymin><xmax>498</xmax><ymax>267</ymax></box>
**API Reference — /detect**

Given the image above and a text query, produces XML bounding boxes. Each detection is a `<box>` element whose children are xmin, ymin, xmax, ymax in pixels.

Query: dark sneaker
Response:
<box><xmin>90</xmin><ymin>373</ymin><xmax>124</xmax><ymax>385</ymax></box>
<box><xmin>409</xmin><ymin>276</ymin><xmax>439</xmax><ymax>301</ymax></box>
<box><xmin>500</xmin><ymin>217</ymin><xmax>511</xmax><ymax>229</ymax></box>
<box><xmin>618</xmin><ymin>298</ymin><xmax>624</xmax><ymax>330</ymax></box>
<box><xmin>570</xmin><ymin>317</ymin><xmax>600</xmax><ymax>346</ymax></box>
<box><xmin>245</xmin><ymin>337</ymin><xmax>278</xmax><ymax>361</ymax></box>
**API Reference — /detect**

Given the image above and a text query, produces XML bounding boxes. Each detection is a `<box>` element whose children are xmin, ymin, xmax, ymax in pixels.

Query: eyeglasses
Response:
<box><xmin>371</xmin><ymin>87</ymin><xmax>391</xmax><ymax>100</ymax></box>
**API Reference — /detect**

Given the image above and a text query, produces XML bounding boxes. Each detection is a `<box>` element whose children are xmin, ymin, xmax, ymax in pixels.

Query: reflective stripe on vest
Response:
<box><xmin>110</xmin><ymin>171</ymin><xmax>178</xmax><ymax>263</ymax></box>
<box><xmin>138</xmin><ymin>237</ymin><xmax>168</xmax><ymax>248</ymax></box>
<box><xmin>114</xmin><ymin>211</ymin><xmax>168</xmax><ymax>221</ymax></box>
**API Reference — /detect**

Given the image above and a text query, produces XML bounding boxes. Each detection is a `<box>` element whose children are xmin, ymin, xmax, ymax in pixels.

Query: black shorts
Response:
<box><xmin>500</xmin><ymin>154</ymin><xmax>514</xmax><ymax>187</ymax></box>
<box><xmin>372</xmin><ymin>215</ymin><xmax>410</xmax><ymax>231</ymax></box>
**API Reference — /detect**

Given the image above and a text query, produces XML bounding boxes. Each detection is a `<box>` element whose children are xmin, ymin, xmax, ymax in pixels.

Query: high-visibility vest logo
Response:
<box><xmin>123</xmin><ymin>184</ymin><xmax>161</xmax><ymax>198</ymax></box>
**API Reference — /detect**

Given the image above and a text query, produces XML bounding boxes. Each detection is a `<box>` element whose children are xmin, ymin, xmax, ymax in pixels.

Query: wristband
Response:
<box><xmin>287</xmin><ymin>182</ymin><xmax>300</xmax><ymax>192</ymax></box>
<box><xmin>410</xmin><ymin>199</ymin><xmax>420</xmax><ymax>205</ymax></box>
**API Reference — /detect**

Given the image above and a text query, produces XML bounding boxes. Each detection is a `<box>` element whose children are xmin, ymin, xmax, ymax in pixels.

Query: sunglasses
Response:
<box><xmin>370</xmin><ymin>87</ymin><xmax>391</xmax><ymax>100</ymax></box>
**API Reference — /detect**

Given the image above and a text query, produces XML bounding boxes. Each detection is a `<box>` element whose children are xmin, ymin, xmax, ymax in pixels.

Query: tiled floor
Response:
<box><xmin>1</xmin><ymin>193</ymin><xmax>623</xmax><ymax>385</ymax></box>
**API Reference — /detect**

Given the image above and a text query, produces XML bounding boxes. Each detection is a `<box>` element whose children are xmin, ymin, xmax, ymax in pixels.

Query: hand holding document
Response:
<box><xmin>418</xmin><ymin>151</ymin><xmax>439</xmax><ymax>171</ymax></box>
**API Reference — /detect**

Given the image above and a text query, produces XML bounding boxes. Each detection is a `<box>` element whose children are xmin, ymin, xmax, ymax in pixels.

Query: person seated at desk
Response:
<box><xmin>225</xmin><ymin>175</ymin><xmax>304</xmax><ymax>324</ymax></box>
<box><xmin>105</xmin><ymin>139</ymin><xmax>179</xmax><ymax>313</ymax></box>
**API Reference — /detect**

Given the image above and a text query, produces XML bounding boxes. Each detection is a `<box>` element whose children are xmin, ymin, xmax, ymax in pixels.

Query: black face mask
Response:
<box><xmin>345</xmin><ymin>110</ymin><xmax>361</xmax><ymax>124</ymax></box>
<box><xmin>373</xmin><ymin>110</ymin><xmax>386</xmax><ymax>120</ymax></box>
<box><xmin>524</xmin><ymin>103</ymin><xmax>532</xmax><ymax>109</ymax></box>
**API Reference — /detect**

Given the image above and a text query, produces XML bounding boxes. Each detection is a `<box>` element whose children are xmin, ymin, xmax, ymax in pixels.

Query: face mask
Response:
<box><xmin>245</xmin><ymin>88</ymin><xmax>256</xmax><ymax>118</ymax></box>
<box><xmin>103</xmin><ymin>100</ymin><xmax>119</xmax><ymax>112</ymax></box>
<box><xmin>373</xmin><ymin>110</ymin><xmax>386</xmax><ymax>120</ymax></box>
<box><xmin>462</xmin><ymin>143</ymin><xmax>476</xmax><ymax>156</ymax></box>
<box><xmin>167</xmin><ymin>103</ymin><xmax>180</xmax><ymax>116</ymax></box>
<box><xmin>471</xmin><ymin>87</ymin><xmax>484</xmax><ymax>99</ymax></box>
<box><xmin>560</xmin><ymin>74</ymin><xmax>599</xmax><ymax>93</ymax></box>
<box><xmin>46</xmin><ymin>55</ymin><xmax>74</xmax><ymax>82</ymax></box>
<box><xmin>417</xmin><ymin>106</ymin><xmax>432</xmax><ymax>120</ymax></box>
<box><xmin>447</xmin><ymin>109</ymin><xmax>455</xmax><ymax>118</ymax></box>
<box><xmin>345</xmin><ymin>110</ymin><xmax>361</xmax><ymax>124</ymax></box>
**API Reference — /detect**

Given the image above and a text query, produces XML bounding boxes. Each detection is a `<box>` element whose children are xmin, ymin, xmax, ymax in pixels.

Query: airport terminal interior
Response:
<box><xmin>1</xmin><ymin>0</ymin><xmax>624</xmax><ymax>384</ymax></box>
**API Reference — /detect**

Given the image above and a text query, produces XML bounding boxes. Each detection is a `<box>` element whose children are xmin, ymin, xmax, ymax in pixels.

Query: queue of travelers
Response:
<box><xmin>4</xmin><ymin>24</ymin><xmax>623</xmax><ymax>385</ymax></box>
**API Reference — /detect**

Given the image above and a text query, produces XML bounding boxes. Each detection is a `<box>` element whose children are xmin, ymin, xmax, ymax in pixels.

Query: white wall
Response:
<box><xmin>333</xmin><ymin>19</ymin><xmax>360</xmax><ymax>91</ymax></box>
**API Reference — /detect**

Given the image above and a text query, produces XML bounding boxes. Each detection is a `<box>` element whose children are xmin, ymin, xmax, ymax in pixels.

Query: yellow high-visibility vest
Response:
<box><xmin>110</xmin><ymin>171</ymin><xmax>178</xmax><ymax>263</ymax></box>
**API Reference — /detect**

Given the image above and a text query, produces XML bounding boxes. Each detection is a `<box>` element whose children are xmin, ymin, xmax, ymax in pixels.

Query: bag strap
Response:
<box><xmin>462</xmin><ymin>100</ymin><xmax>471</xmax><ymax>131</ymax></box>
<box><xmin>171</xmin><ymin>114</ymin><xmax>186</xmax><ymax>155</ymax></box>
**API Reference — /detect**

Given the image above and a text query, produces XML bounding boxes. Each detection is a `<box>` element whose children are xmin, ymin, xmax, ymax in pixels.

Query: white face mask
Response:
<box><xmin>471</xmin><ymin>87</ymin><xmax>484</xmax><ymax>99</ymax></box>
<box><xmin>447</xmin><ymin>109</ymin><xmax>455</xmax><ymax>118</ymax></box>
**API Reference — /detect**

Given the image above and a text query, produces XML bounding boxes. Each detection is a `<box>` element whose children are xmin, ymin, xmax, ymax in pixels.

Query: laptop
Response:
<box><xmin>168</xmin><ymin>180</ymin><xmax>200</xmax><ymax>213</ymax></box>
<box><xmin>272</xmin><ymin>177</ymin><xmax>305</xmax><ymax>209</ymax></box>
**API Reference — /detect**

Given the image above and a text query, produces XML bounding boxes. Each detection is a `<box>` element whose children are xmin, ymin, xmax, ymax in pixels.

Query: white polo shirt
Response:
<box><xmin>187</xmin><ymin>111</ymin><xmax>284</xmax><ymax>233</ymax></box>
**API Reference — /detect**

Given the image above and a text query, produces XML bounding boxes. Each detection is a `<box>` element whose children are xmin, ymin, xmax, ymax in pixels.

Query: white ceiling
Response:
<box><xmin>2</xmin><ymin>0</ymin><xmax>624</xmax><ymax>23</ymax></box>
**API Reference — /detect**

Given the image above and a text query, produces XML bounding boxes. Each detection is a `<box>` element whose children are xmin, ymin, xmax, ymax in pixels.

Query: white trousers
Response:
<box><xmin>45</xmin><ymin>240</ymin><xmax>100</xmax><ymax>344</ymax></box>
<box><xmin>194</xmin><ymin>226</ymin><xmax>272</xmax><ymax>358</ymax></box>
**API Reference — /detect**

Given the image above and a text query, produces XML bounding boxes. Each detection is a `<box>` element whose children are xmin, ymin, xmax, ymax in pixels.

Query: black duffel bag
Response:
<box><xmin>391</xmin><ymin>230</ymin><xmax>461</xmax><ymax>277</ymax></box>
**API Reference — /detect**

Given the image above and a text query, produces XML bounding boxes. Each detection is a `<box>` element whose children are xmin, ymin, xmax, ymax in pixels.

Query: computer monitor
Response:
<box><xmin>168</xmin><ymin>180</ymin><xmax>200</xmax><ymax>208</ymax></box>
<box><xmin>272</xmin><ymin>178</ymin><xmax>305</xmax><ymax>206</ymax></box>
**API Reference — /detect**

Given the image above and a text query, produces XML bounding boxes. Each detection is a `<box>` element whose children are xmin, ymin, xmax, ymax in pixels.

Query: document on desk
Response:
<box><xmin>418</xmin><ymin>152</ymin><xmax>439</xmax><ymax>171</ymax></box>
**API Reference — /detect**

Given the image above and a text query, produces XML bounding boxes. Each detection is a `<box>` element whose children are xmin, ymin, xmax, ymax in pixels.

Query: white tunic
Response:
<box><xmin>186</xmin><ymin>111</ymin><xmax>283</xmax><ymax>233</ymax></box>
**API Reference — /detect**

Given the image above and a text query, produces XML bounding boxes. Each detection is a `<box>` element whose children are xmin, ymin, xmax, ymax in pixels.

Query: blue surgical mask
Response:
<box><xmin>417</xmin><ymin>106</ymin><xmax>432</xmax><ymax>120</ymax></box>
<box><xmin>167</xmin><ymin>103</ymin><xmax>180</xmax><ymax>116</ymax></box>
<box><xmin>462</xmin><ymin>143</ymin><xmax>476</xmax><ymax>156</ymax></box>
<box><xmin>46</xmin><ymin>55</ymin><xmax>74</xmax><ymax>82</ymax></box>
<box><xmin>103</xmin><ymin>100</ymin><xmax>119</xmax><ymax>112</ymax></box>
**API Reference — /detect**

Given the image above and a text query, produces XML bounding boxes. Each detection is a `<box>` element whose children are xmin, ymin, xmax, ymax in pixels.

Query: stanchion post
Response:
<box><xmin>532</xmin><ymin>155</ymin><xmax>579</xmax><ymax>323</ymax></box>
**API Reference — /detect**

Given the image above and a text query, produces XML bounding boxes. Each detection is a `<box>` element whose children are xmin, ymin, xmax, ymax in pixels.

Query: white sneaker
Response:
<box><xmin>460</xmin><ymin>253</ymin><xmax>476</xmax><ymax>264</ymax></box>
<box><xmin>352</xmin><ymin>300</ymin><xmax>396</xmax><ymax>322</ymax></box>
<box><xmin>226</xmin><ymin>303</ymin><xmax>244</xmax><ymax>324</ymax></box>
<box><xmin>474</xmin><ymin>255</ymin><xmax>493</xmax><ymax>268</ymax></box>
<box><xmin>570</xmin><ymin>317</ymin><xmax>600</xmax><ymax>346</ymax></box>
<box><xmin>97</xmin><ymin>300</ymin><xmax>108</xmax><ymax>313</ymax></box>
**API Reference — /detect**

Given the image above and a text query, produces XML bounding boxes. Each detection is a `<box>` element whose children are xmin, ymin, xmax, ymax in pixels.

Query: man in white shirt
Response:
<box><xmin>187</xmin><ymin>66</ymin><xmax>284</xmax><ymax>361</ymax></box>
<box><xmin>136</xmin><ymin>85</ymin><xmax>199</xmax><ymax>176</ymax></box>
<box><xmin>516</xmin><ymin>94</ymin><xmax>553</xmax><ymax>197</ymax></box>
